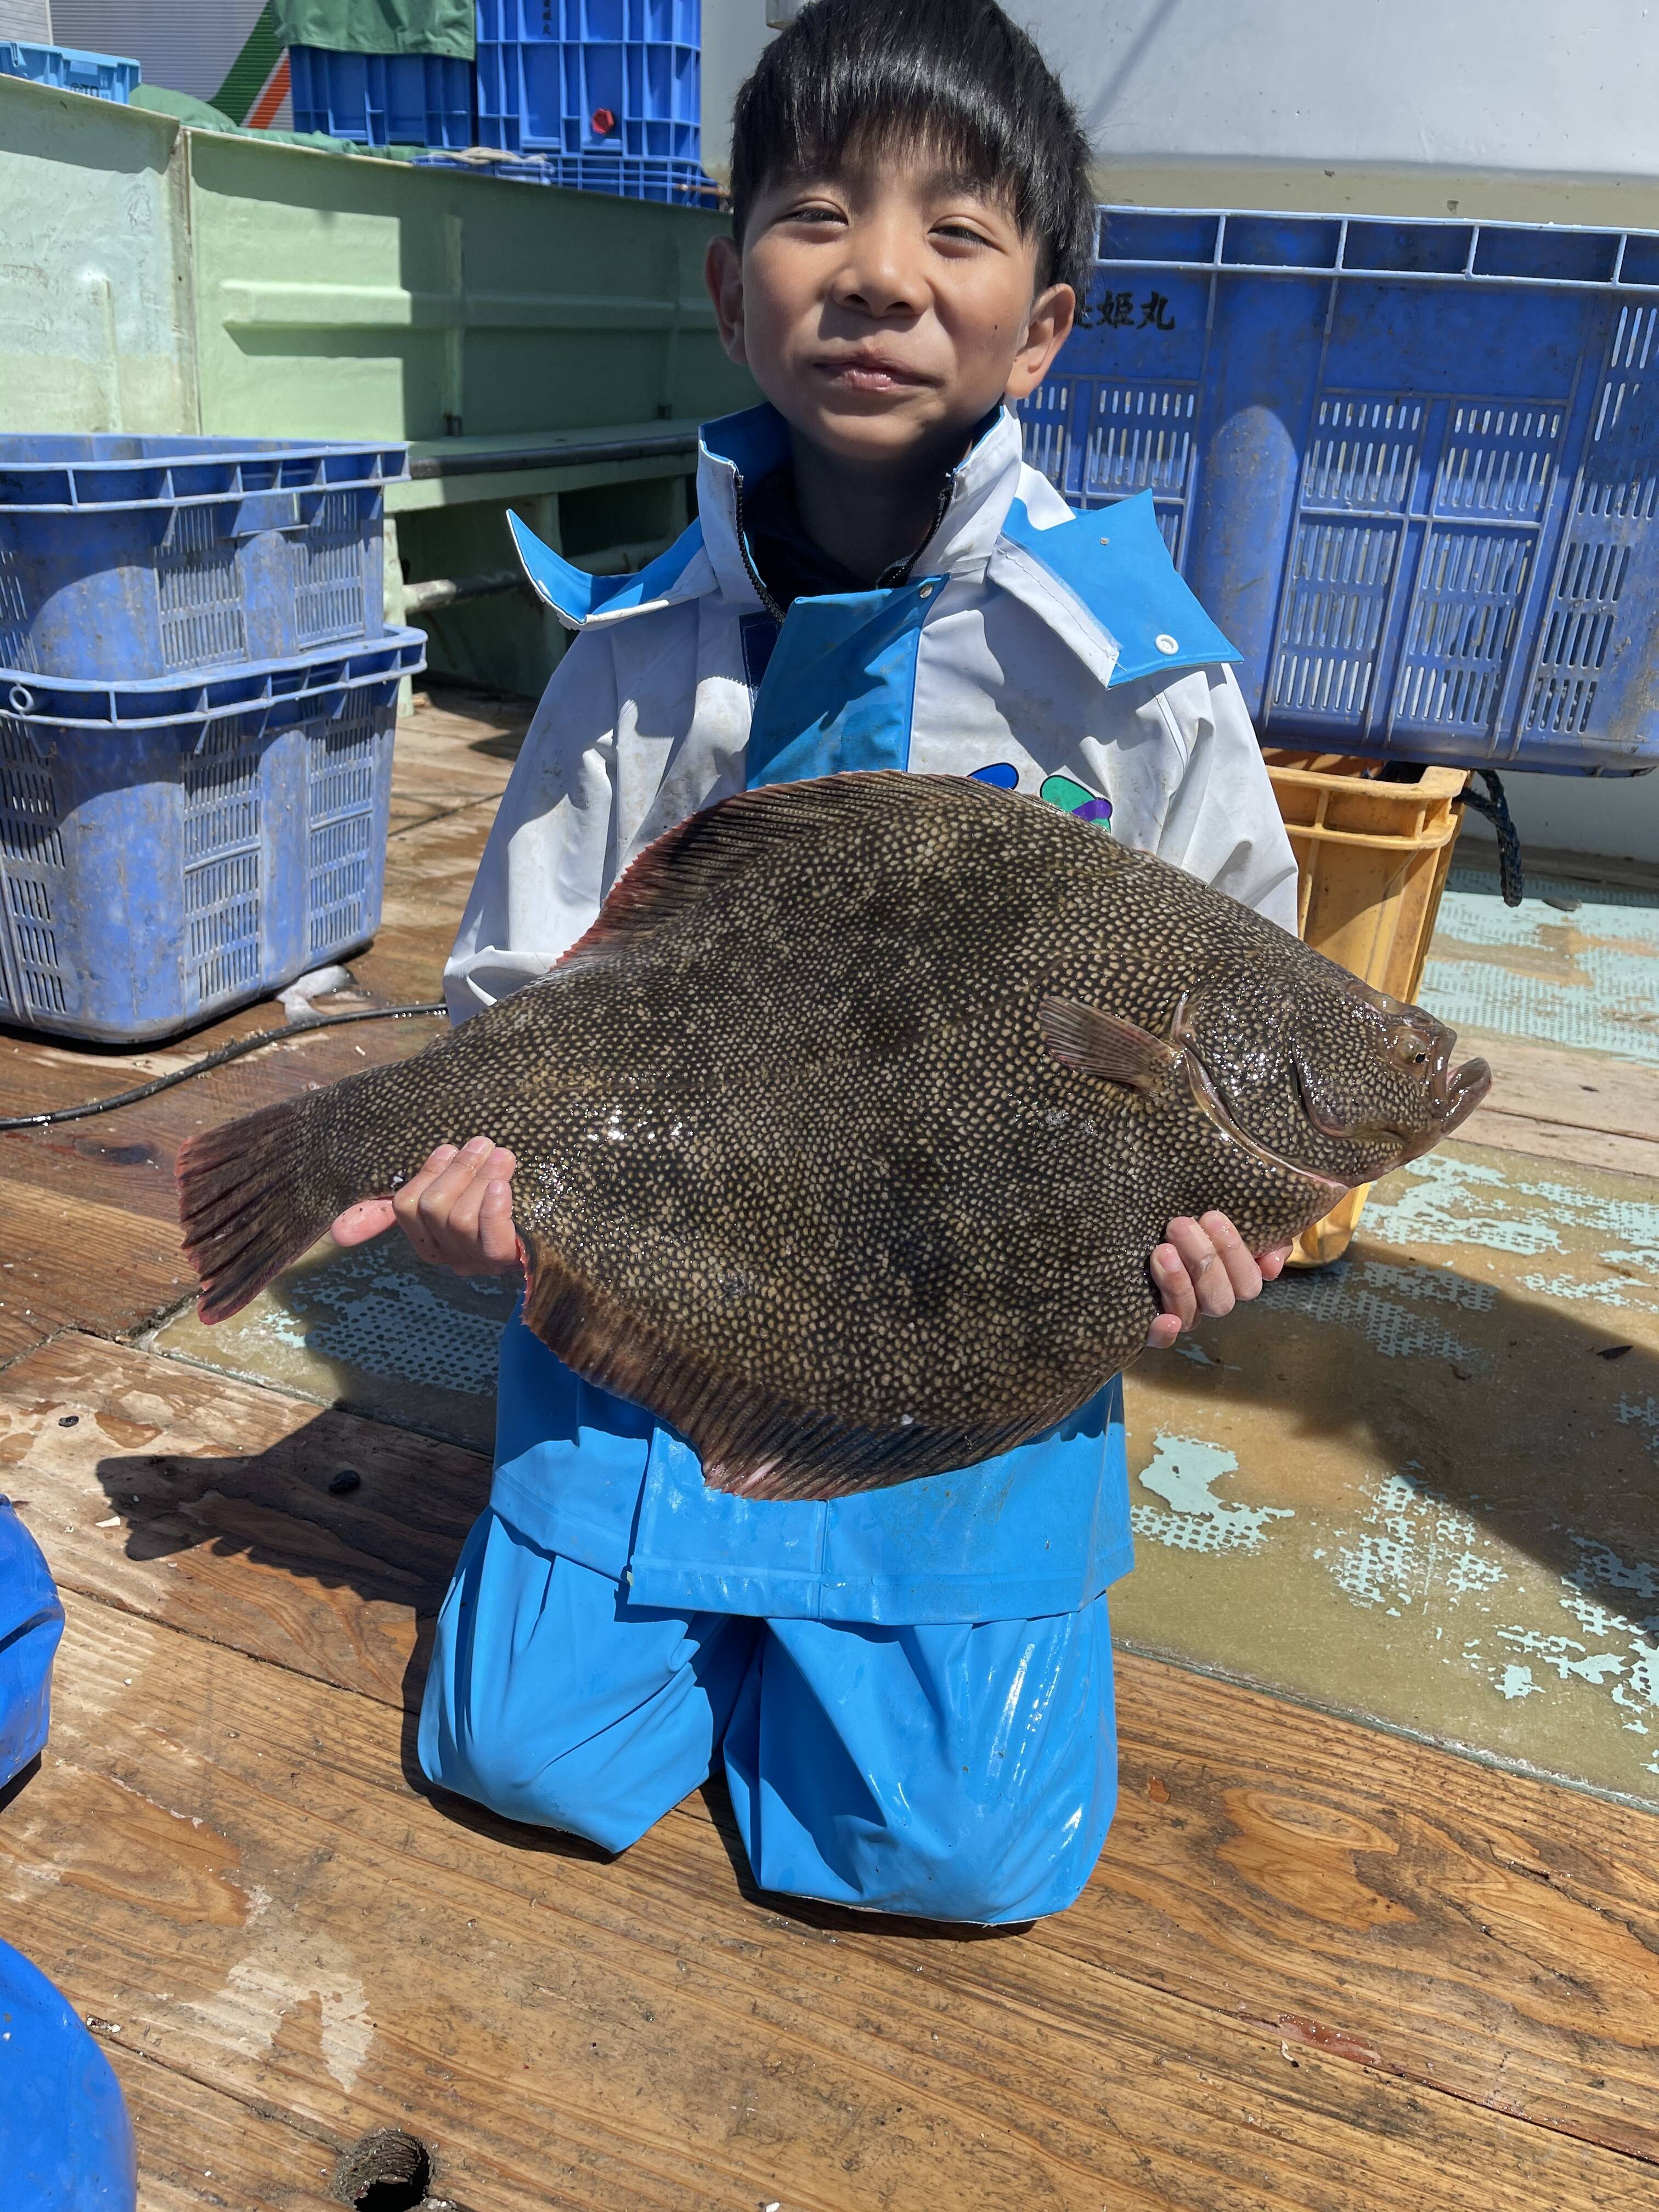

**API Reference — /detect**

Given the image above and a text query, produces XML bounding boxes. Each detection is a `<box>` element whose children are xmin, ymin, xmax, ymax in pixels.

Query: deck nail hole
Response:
<box><xmin>332</xmin><ymin>2129</ymin><xmax>431</xmax><ymax>2211</ymax></box>
<box><xmin>329</xmin><ymin>1468</ymin><xmax>362</xmax><ymax>1494</ymax></box>
<box><xmin>58</xmin><ymin>1415</ymin><xmax>78</xmax><ymax>1428</ymax></box>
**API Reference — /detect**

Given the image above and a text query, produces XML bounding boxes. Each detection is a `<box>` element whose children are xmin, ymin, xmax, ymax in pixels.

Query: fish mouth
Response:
<box><xmin>1294</xmin><ymin>1011</ymin><xmax>1493</xmax><ymax>1164</ymax></box>
<box><xmin>1404</xmin><ymin>1051</ymin><xmax>1491</xmax><ymax>1157</ymax></box>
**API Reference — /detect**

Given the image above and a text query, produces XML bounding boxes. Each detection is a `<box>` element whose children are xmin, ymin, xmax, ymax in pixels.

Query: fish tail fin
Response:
<box><xmin>177</xmin><ymin>1090</ymin><xmax>337</xmax><ymax>1324</ymax></box>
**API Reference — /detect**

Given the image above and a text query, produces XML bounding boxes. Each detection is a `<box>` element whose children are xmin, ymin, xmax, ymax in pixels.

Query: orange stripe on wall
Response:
<box><xmin>247</xmin><ymin>54</ymin><xmax>291</xmax><ymax>132</ymax></box>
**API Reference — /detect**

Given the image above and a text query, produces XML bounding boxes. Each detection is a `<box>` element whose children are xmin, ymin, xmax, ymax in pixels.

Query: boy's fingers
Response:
<box><xmin>476</xmin><ymin>1177</ymin><xmax>520</xmax><ymax>1270</ymax></box>
<box><xmin>1149</xmin><ymin>1241</ymin><xmax>1197</xmax><ymax>1332</ymax></box>
<box><xmin>390</xmin><ymin>1144</ymin><xmax>460</xmax><ymax>1257</ymax></box>
<box><xmin>410</xmin><ymin>1137</ymin><xmax>493</xmax><ymax>1232</ymax></box>
<box><xmin>1165</xmin><ymin>1216</ymin><xmax>1235</xmax><ymax>1318</ymax></box>
<box><xmin>1258</xmin><ymin>1243</ymin><xmax>1292</xmax><ymax>1284</ymax></box>
<box><xmin>434</xmin><ymin>1148</ymin><xmax>517</xmax><ymax>1262</ymax></box>
<box><xmin>1144</xmin><ymin>1309</ymin><xmax>1183</xmax><ymax>1351</ymax></box>
<box><xmin>330</xmin><ymin>1198</ymin><xmax>397</xmax><ymax>1248</ymax></box>
<box><xmin>1199</xmin><ymin>1211</ymin><xmax>1264</xmax><ymax>1303</ymax></box>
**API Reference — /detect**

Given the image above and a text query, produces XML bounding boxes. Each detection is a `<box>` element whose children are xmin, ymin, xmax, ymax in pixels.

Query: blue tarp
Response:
<box><xmin>0</xmin><ymin>1940</ymin><xmax>137</xmax><ymax>2210</ymax></box>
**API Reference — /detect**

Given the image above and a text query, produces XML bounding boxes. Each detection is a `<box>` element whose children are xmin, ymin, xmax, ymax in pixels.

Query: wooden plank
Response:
<box><xmin>350</xmin><ymin>804</ymin><xmax>498</xmax><ymax>1013</ymax></box>
<box><xmin>1460</xmin><ymin>1032</ymin><xmax>1659</xmax><ymax>1142</ymax></box>
<box><xmin>7</xmin><ymin>1590</ymin><xmax>1650</xmax><ymax>2212</ymax></box>
<box><xmin>0</xmin><ymin>1013</ymin><xmax>443</xmax><ymax>1234</ymax></box>
<box><xmin>1456</xmin><ymin>840</ymin><xmax>1659</xmax><ymax>899</ymax></box>
<box><xmin>0</xmin><ymin>1183</ymin><xmax>197</xmax><ymax>1367</ymax></box>
<box><xmin>106</xmin><ymin>2046</ymin><xmax>341</xmax><ymax>2212</ymax></box>
<box><xmin>391</xmin><ymin>685</ymin><xmax>529</xmax><ymax>811</ymax></box>
<box><xmin>0</xmin><ymin>1334</ymin><xmax>489</xmax><ymax>1707</ymax></box>
<box><xmin>1461</xmin><ymin>1110</ymin><xmax>1659</xmax><ymax>1178</ymax></box>
<box><xmin>8</xmin><ymin>1338</ymin><xmax>1659</xmax><ymax>2177</ymax></box>
<box><xmin>1078</xmin><ymin>1658</ymin><xmax>1659</xmax><ymax>2165</ymax></box>
<box><xmin>1458</xmin><ymin>1029</ymin><xmax>1659</xmax><ymax>1176</ymax></box>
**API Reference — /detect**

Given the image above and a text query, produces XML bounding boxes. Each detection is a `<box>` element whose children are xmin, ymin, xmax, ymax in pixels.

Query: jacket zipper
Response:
<box><xmin>732</xmin><ymin>460</ymin><xmax>960</xmax><ymax>622</ymax></box>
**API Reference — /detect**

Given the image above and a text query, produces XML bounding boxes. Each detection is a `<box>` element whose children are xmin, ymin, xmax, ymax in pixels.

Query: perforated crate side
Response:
<box><xmin>0</xmin><ymin>40</ymin><xmax>138</xmax><ymax>102</ymax></box>
<box><xmin>1022</xmin><ymin>207</ymin><xmax>1659</xmax><ymax>774</ymax></box>
<box><xmin>0</xmin><ymin>638</ymin><xmax>416</xmax><ymax>1043</ymax></box>
<box><xmin>303</xmin><ymin>692</ymin><xmax>395</xmax><ymax>963</ymax></box>
<box><xmin>0</xmin><ymin>469</ymin><xmax>390</xmax><ymax>681</ymax></box>
<box><xmin>289</xmin><ymin>46</ymin><xmax>475</xmax><ymax>148</ymax></box>
<box><xmin>0</xmin><ymin>712</ymin><xmax>69</xmax><ymax>1029</ymax></box>
<box><xmin>475</xmin><ymin>0</ymin><xmax>700</xmax><ymax>159</ymax></box>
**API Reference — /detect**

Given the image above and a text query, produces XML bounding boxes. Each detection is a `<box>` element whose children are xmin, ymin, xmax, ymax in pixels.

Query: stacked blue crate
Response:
<box><xmin>288</xmin><ymin>46</ymin><xmax>474</xmax><ymax>147</ymax></box>
<box><xmin>476</xmin><ymin>0</ymin><xmax>699</xmax><ymax>161</ymax></box>
<box><xmin>1020</xmin><ymin>208</ymin><xmax>1659</xmax><ymax>776</ymax></box>
<box><xmin>0</xmin><ymin>436</ymin><xmax>426</xmax><ymax>1042</ymax></box>
<box><xmin>0</xmin><ymin>40</ymin><xmax>138</xmax><ymax>101</ymax></box>
<box><xmin>413</xmin><ymin>146</ymin><xmax>716</xmax><ymax>201</ymax></box>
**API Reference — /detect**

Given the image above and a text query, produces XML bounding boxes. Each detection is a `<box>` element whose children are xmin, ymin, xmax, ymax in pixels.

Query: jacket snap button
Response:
<box><xmin>918</xmin><ymin>583</ymin><xmax>935</xmax><ymax>599</ymax></box>
<box><xmin>1155</xmin><ymin>633</ymin><xmax>1178</xmax><ymax>654</ymax></box>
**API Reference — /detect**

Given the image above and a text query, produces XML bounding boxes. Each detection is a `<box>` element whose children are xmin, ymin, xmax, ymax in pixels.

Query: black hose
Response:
<box><xmin>1460</xmin><ymin>769</ymin><xmax>1526</xmax><ymax>908</ymax></box>
<box><xmin>0</xmin><ymin>1002</ymin><xmax>447</xmax><ymax>1132</ymax></box>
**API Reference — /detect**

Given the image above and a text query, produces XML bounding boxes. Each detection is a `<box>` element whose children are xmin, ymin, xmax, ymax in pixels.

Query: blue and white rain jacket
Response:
<box><xmin>442</xmin><ymin>400</ymin><xmax>1299</xmax><ymax>1628</ymax></box>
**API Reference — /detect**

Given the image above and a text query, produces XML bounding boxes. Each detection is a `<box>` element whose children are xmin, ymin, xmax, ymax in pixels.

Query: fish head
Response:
<box><xmin>1178</xmin><ymin>955</ymin><xmax>1492</xmax><ymax>1189</ymax></box>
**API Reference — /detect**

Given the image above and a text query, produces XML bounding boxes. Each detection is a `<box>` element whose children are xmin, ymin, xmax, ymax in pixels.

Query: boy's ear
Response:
<box><xmin>705</xmin><ymin>235</ymin><xmax>749</xmax><ymax>368</ymax></box>
<box><xmin>1004</xmin><ymin>283</ymin><xmax>1075</xmax><ymax>402</ymax></box>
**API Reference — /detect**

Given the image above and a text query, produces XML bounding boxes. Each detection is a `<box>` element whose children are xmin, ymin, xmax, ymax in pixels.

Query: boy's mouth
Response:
<box><xmin>814</xmin><ymin>351</ymin><xmax>934</xmax><ymax>393</ymax></box>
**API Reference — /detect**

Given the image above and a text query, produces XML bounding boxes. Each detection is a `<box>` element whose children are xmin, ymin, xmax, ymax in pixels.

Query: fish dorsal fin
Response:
<box><xmin>1038</xmin><ymin>996</ymin><xmax>1178</xmax><ymax>1091</ymax></box>
<box><xmin>554</xmin><ymin>771</ymin><xmax>951</xmax><ymax>972</ymax></box>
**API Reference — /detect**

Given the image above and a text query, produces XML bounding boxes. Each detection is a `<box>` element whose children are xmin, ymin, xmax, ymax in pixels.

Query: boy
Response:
<box><xmin>334</xmin><ymin>0</ymin><xmax>1298</xmax><ymax>1923</ymax></box>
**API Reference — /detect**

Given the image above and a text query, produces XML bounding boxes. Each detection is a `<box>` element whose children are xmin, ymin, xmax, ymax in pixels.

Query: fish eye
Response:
<box><xmin>1387</xmin><ymin>1030</ymin><xmax>1430</xmax><ymax>1071</ymax></box>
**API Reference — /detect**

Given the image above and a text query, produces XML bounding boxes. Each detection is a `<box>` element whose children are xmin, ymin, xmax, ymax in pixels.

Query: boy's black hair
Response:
<box><xmin>729</xmin><ymin>0</ymin><xmax>1096</xmax><ymax>305</ymax></box>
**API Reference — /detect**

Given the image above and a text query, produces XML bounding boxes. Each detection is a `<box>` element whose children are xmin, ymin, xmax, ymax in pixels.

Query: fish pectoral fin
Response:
<box><xmin>1038</xmin><ymin>997</ymin><xmax>1179</xmax><ymax>1092</ymax></box>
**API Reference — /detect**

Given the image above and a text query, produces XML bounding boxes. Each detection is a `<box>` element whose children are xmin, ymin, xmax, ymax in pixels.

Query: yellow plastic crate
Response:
<box><xmin>1263</xmin><ymin>752</ymin><xmax>1470</xmax><ymax>1267</ymax></box>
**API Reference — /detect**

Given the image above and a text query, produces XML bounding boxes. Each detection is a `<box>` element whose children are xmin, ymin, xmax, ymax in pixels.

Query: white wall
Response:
<box><xmin>702</xmin><ymin>0</ymin><xmax>1659</xmax><ymax>215</ymax></box>
<box><xmin>1461</xmin><ymin>771</ymin><xmax>1659</xmax><ymax>868</ymax></box>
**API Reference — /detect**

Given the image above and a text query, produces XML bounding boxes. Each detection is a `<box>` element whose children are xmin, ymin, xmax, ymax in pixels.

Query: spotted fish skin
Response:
<box><xmin>178</xmin><ymin>772</ymin><xmax>1487</xmax><ymax>1502</ymax></box>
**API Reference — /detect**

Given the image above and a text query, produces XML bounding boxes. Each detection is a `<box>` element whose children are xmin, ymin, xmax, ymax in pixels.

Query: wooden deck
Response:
<box><xmin>3</xmin><ymin>690</ymin><xmax>1659</xmax><ymax>2210</ymax></box>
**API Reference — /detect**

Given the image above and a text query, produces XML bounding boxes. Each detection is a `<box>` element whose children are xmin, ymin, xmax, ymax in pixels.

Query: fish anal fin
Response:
<box><xmin>517</xmin><ymin>1231</ymin><xmax>1069</xmax><ymax>1502</ymax></box>
<box><xmin>1039</xmin><ymin>996</ymin><xmax>1178</xmax><ymax>1091</ymax></box>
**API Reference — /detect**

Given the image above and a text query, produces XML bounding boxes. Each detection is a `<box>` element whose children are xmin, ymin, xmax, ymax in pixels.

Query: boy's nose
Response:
<box><xmin>830</xmin><ymin>222</ymin><xmax>928</xmax><ymax>318</ymax></box>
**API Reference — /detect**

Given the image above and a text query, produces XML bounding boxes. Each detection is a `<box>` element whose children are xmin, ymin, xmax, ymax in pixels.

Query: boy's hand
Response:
<box><xmin>330</xmin><ymin>1139</ymin><xmax>520</xmax><ymax>1277</ymax></box>
<box><xmin>1147</xmin><ymin>1213</ymin><xmax>1290</xmax><ymax>1349</ymax></box>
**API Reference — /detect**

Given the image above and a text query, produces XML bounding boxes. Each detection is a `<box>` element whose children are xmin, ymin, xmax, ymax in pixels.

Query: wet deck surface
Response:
<box><xmin>3</xmin><ymin>693</ymin><xmax>1659</xmax><ymax>2208</ymax></box>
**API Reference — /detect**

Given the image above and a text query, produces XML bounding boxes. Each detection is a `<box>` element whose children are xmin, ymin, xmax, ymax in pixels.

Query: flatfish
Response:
<box><xmin>178</xmin><ymin>771</ymin><xmax>1489</xmax><ymax>1499</ymax></box>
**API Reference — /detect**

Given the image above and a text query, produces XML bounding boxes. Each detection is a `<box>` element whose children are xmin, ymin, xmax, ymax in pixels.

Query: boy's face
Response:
<box><xmin>706</xmin><ymin>151</ymin><xmax>1074</xmax><ymax>475</ymax></box>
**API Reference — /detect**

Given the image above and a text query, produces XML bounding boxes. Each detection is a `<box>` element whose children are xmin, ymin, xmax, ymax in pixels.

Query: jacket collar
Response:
<box><xmin>507</xmin><ymin>398</ymin><xmax>1239</xmax><ymax>693</ymax></box>
<box><xmin>696</xmin><ymin>400</ymin><xmax>1026</xmax><ymax>612</ymax></box>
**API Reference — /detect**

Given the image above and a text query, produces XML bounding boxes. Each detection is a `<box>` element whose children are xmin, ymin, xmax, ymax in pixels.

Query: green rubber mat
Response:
<box><xmin>1116</xmin><ymin>1138</ymin><xmax>1659</xmax><ymax>1808</ymax></box>
<box><xmin>1418</xmin><ymin>865</ymin><xmax>1659</xmax><ymax>1063</ymax></box>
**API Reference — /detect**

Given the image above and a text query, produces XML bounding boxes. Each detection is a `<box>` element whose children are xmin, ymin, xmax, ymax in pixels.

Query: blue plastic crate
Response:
<box><xmin>476</xmin><ymin>0</ymin><xmax>699</xmax><ymax>160</ymax></box>
<box><xmin>289</xmin><ymin>45</ymin><xmax>474</xmax><ymax>148</ymax></box>
<box><xmin>0</xmin><ymin>435</ymin><xmax>409</xmax><ymax>681</ymax></box>
<box><xmin>0</xmin><ymin>40</ymin><xmax>138</xmax><ymax>102</ymax></box>
<box><xmin>541</xmin><ymin>149</ymin><xmax>714</xmax><ymax>201</ymax></box>
<box><xmin>0</xmin><ymin>630</ymin><xmax>425</xmax><ymax>1042</ymax></box>
<box><xmin>1022</xmin><ymin>207</ymin><xmax>1659</xmax><ymax>775</ymax></box>
<box><xmin>415</xmin><ymin>146</ymin><xmax>715</xmax><ymax>201</ymax></box>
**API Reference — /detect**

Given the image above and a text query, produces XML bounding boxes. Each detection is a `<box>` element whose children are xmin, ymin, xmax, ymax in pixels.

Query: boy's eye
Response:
<box><xmin>933</xmin><ymin>221</ymin><xmax>994</xmax><ymax>247</ymax></box>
